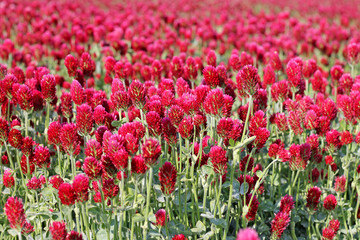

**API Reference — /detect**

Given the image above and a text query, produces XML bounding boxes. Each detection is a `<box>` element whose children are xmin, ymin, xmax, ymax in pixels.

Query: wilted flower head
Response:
<box><xmin>334</xmin><ymin>175</ymin><xmax>346</xmax><ymax>193</ymax></box>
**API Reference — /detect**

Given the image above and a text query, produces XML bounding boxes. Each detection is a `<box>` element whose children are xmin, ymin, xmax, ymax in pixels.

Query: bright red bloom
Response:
<box><xmin>83</xmin><ymin>157</ymin><xmax>102</xmax><ymax>179</ymax></box>
<box><xmin>286</xmin><ymin>58</ymin><xmax>302</xmax><ymax>89</ymax></box>
<box><xmin>131</xmin><ymin>155</ymin><xmax>148</xmax><ymax>175</ymax></box>
<box><xmin>3</xmin><ymin>169</ymin><xmax>15</xmax><ymax>188</ymax></box>
<box><xmin>249</xmin><ymin>110</ymin><xmax>267</xmax><ymax>134</ymax></box>
<box><xmin>209</xmin><ymin>146</ymin><xmax>228</xmax><ymax>175</ymax></box>
<box><xmin>159</xmin><ymin>161</ymin><xmax>177</xmax><ymax>195</ymax></box>
<box><xmin>252</xmin><ymin>127</ymin><xmax>270</xmax><ymax>149</ymax></box>
<box><xmin>102</xmin><ymin>178</ymin><xmax>119</xmax><ymax>199</ymax></box>
<box><xmin>170</xmin><ymin>56</ymin><xmax>184</xmax><ymax>78</ymax></box>
<box><xmin>323</xmin><ymin>194</ymin><xmax>337</xmax><ymax>210</ymax></box>
<box><xmin>203</xmin><ymin>88</ymin><xmax>224</xmax><ymax>116</ymax></box>
<box><xmin>162</xmin><ymin>117</ymin><xmax>178</xmax><ymax>146</ymax></box>
<box><xmin>4</xmin><ymin>197</ymin><xmax>27</xmax><ymax>230</ymax></box>
<box><xmin>72</xmin><ymin>174</ymin><xmax>89</xmax><ymax>202</ymax></box>
<box><xmin>8</xmin><ymin>128</ymin><xmax>23</xmax><ymax>149</ymax></box>
<box><xmin>142</xmin><ymin>138</ymin><xmax>161</xmax><ymax>166</ymax></box>
<box><xmin>20</xmin><ymin>154</ymin><xmax>35</xmax><ymax>175</ymax></box>
<box><xmin>203</xmin><ymin>66</ymin><xmax>219</xmax><ymax>88</ymax></box>
<box><xmin>244</xmin><ymin>193</ymin><xmax>259</xmax><ymax>221</ymax></box>
<box><xmin>111</xmin><ymin>148</ymin><xmax>129</xmax><ymax>170</ymax></box>
<box><xmin>340</xmin><ymin>131</ymin><xmax>353</xmax><ymax>145</ymax></box>
<box><xmin>49</xmin><ymin>175</ymin><xmax>64</xmax><ymax>190</ymax></box>
<box><xmin>306</xmin><ymin>186</ymin><xmax>321</xmax><ymax>211</ymax></box>
<box><xmin>279</xmin><ymin>195</ymin><xmax>294</xmax><ymax>214</ymax></box>
<box><xmin>85</xmin><ymin>140</ymin><xmax>103</xmax><ymax>160</ymax></box>
<box><xmin>49</xmin><ymin>221</ymin><xmax>67</xmax><ymax>240</ymax></box>
<box><xmin>34</xmin><ymin>146</ymin><xmax>50</xmax><ymax>168</ymax></box>
<box><xmin>41</xmin><ymin>74</ymin><xmax>56</xmax><ymax>102</ymax></box>
<box><xmin>0</xmin><ymin>117</ymin><xmax>9</xmax><ymax>143</ymax></box>
<box><xmin>216</xmin><ymin>118</ymin><xmax>233</xmax><ymax>139</ymax></box>
<box><xmin>178</xmin><ymin>116</ymin><xmax>194</xmax><ymax>139</ymax></box>
<box><xmin>146</xmin><ymin>111</ymin><xmax>162</xmax><ymax>136</ymax></box>
<box><xmin>111</xmin><ymin>90</ymin><xmax>131</xmax><ymax>111</ymax></box>
<box><xmin>304</xmin><ymin>110</ymin><xmax>318</xmax><ymax>130</ymax></box>
<box><xmin>271</xmin><ymin>80</ymin><xmax>289</xmax><ymax>102</ymax></box>
<box><xmin>322</xmin><ymin>228</ymin><xmax>335</xmax><ymax>240</ymax></box>
<box><xmin>326</xmin><ymin>130</ymin><xmax>342</xmax><ymax>150</ymax></box>
<box><xmin>48</xmin><ymin>121</ymin><xmax>62</xmax><ymax>146</ymax></box>
<box><xmin>263</xmin><ymin>65</ymin><xmax>276</xmax><ymax>86</ymax></box>
<box><xmin>80</xmin><ymin>52</ymin><xmax>95</xmax><ymax>75</ymax></box>
<box><xmin>239</xmin><ymin>155</ymin><xmax>254</xmax><ymax>173</ymax></box>
<box><xmin>60</xmin><ymin>92</ymin><xmax>73</xmax><ymax>120</ymax></box>
<box><xmin>65</xmin><ymin>231</ymin><xmax>83</xmax><ymax>240</ymax></box>
<box><xmin>64</xmin><ymin>55</ymin><xmax>78</xmax><ymax>77</ymax></box>
<box><xmin>155</xmin><ymin>209</ymin><xmax>167</xmax><ymax>227</ymax></box>
<box><xmin>70</xmin><ymin>80</ymin><xmax>85</xmax><ymax>105</ymax></box>
<box><xmin>76</xmin><ymin>103</ymin><xmax>94</xmax><ymax>136</ymax></box>
<box><xmin>26</xmin><ymin>177</ymin><xmax>42</xmax><ymax>190</ymax></box>
<box><xmin>236</xmin><ymin>65</ymin><xmax>260</xmax><ymax>96</ymax></box>
<box><xmin>270</xmin><ymin>211</ymin><xmax>290</xmax><ymax>240</ymax></box>
<box><xmin>172</xmin><ymin>234</ymin><xmax>188</xmax><ymax>240</ymax></box>
<box><xmin>129</xmin><ymin>80</ymin><xmax>146</xmax><ymax>109</ymax></box>
<box><xmin>275</xmin><ymin>113</ymin><xmax>288</xmax><ymax>131</ymax></box>
<box><xmin>288</xmin><ymin>111</ymin><xmax>303</xmax><ymax>135</ymax></box>
<box><xmin>60</xmin><ymin>123</ymin><xmax>80</xmax><ymax>155</ymax></box>
<box><xmin>21</xmin><ymin>136</ymin><xmax>35</xmax><ymax>157</ymax></box>
<box><xmin>58</xmin><ymin>183</ymin><xmax>76</xmax><ymax>205</ymax></box>
<box><xmin>16</xmin><ymin>84</ymin><xmax>33</xmax><ymax>111</ymax></box>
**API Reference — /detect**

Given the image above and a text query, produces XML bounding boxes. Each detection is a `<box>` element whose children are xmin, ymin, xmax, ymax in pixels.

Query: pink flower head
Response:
<box><xmin>236</xmin><ymin>228</ymin><xmax>260</xmax><ymax>240</ymax></box>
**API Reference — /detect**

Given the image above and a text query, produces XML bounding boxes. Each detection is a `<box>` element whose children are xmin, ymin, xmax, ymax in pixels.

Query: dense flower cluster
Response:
<box><xmin>0</xmin><ymin>0</ymin><xmax>360</xmax><ymax>239</ymax></box>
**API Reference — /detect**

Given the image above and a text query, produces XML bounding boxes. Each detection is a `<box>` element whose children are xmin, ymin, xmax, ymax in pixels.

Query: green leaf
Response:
<box><xmin>229</xmin><ymin>138</ymin><xmax>235</xmax><ymax>147</ymax></box>
<box><xmin>111</xmin><ymin>120</ymin><xmax>123</xmax><ymax>127</ymax></box>
<box><xmin>96</xmin><ymin>229</ymin><xmax>107</xmax><ymax>239</ymax></box>
<box><xmin>191</xmin><ymin>220</ymin><xmax>206</xmax><ymax>233</ymax></box>
<box><xmin>200</xmin><ymin>212</ymin><xmax>214</xmax><ymax>219</ymax></box>
<box><xmin>132</xmin><ymin>214</ymin><xmax>145</xmax><ymax>223</ymax></box>
<box><xmin>210</xmin><ymin>218</ymin><xmax>227</xmax><ymax>228</ymax></box>
<box><xmin>256</xmin><ymin>170</ymin><xmax>264</xmax><ymax>178</ymax></box>
<box><xmin>8</xmin><ymin>228</ymin><xmax>20</xmax><ymax>237</ymax></box>
<box><xmin>240</xmin><ymin>182</ymin><xmax>249</xmax><ymax>195</ymax></box>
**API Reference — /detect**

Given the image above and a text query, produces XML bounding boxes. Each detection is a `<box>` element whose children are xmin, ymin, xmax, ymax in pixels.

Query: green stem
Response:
<box><xmin>143</xmin><ymin>167</ymin><xmax>153</xmax><ymax>240</ymax></box>
<box><xmin>223</xmin><ymin>149</ymin><xmax>240</xmax><ymax>239</ymax></box>
<box><xmin>240</xmin><ymin>95</ymin><xmax>253</xmax><ymax>143</ymax></box>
